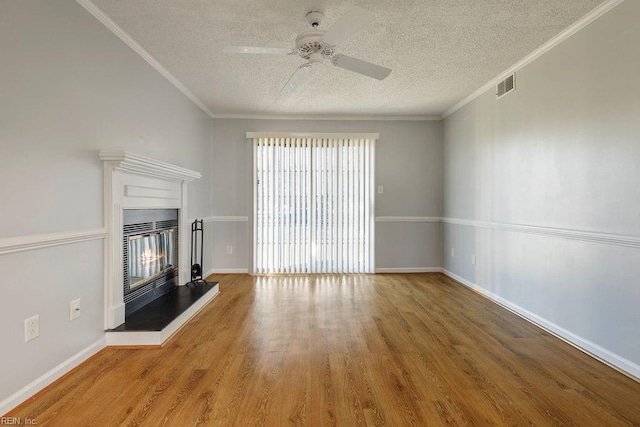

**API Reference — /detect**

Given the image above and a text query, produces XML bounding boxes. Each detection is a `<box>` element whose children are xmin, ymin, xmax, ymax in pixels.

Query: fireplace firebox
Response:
<box><xmin>123</xmin><ymin>209</ymin><xmax>179</xmax><ymax>316</ymax></box>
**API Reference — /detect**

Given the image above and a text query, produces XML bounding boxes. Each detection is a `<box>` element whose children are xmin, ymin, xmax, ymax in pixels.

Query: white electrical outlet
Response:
<box><xmin>377</xmin><ymin>185</ymin><xmax>384</xmax><ymax>194</ymax></box>
<box><xmin>70</xmin><ymin>298</ymin><xmax>81</xmax><ymax>321</ymax></box>
<box><xmin>451</xmin><ymin>248</ymin><xmax>455</xmax><ymax>258</ymax></box>
<box><xmin>226</xmin><ymin>246</ymin><xmax>233</xmax><ymax>255</ymax></box>
<box><xmin>471</xmin><ymin>254</ymin><xmax>477</xmax><ymax>265</ymax></box>
<box><xmin>25</xmin><ymin>315</ymin><xmax>40</xmax><ymax>343</ymax></box>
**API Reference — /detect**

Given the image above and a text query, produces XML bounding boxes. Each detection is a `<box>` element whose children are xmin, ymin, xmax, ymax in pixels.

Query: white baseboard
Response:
<box><xmin>212</xmin><ymin>267</ymin><xmax>443</xmax><ymax>274</ymax></box>
<box><xmin>199</xmin><ymin>268</ymin><xmax>245</xmax><ymax>281</ymax></box>
<box><xmin>442</xmin><ymin>269</ymin><xmax>640</xmax><ymax>382</ymax></box>
<box><xmin>0</xmin><ymin>337</ymin><xmax>107</xmax><ymax>415</ymax></box>
<box><xmin>209</xmin><ymin>268</ymin><xmax>249</xmax><ymax>274</ymax></box>
<box><xmin>375</xmin><ymin>267</ymin><xmax>443</xmax><ymax>273</ymax></box>
<box><xmin>106</xmin><ymin>283</ymin><xmax>219</xmax><ymax>347</ymax></box>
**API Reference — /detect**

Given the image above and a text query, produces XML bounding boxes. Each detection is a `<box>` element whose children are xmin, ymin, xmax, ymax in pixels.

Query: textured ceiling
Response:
<box><xmin>90</xmin><ymin>0</ymin><xmax>605</xmax><ymax>118</ymax></box>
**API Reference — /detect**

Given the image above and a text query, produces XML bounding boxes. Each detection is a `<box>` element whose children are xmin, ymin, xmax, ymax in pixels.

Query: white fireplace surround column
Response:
<box><xmin>99</xmin><ymin>151</ymin><xmax>201</xmax><ymax>329</ymax></box>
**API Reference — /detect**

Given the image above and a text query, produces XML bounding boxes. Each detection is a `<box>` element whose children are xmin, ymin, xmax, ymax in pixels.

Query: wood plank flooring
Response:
<box><xmin>8</xmin><ymin>273</ymin><xmax>640</xmax><ymax>426</ymax></box>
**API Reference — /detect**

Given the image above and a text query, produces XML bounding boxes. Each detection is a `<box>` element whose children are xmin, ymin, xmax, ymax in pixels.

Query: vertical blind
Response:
<box><xmin>252</xmin><ymin>135</ymin><xmax>375</xmax><ymax>274</ymax></box>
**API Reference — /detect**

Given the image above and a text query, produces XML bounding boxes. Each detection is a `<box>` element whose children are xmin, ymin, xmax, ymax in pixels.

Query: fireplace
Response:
<box><xmin>100</xmin><ymin>150</ymin><xmax>204</xmax><ymax>329</ymax></box>
<box><xmin>102</xmin><ymin>151</ymin><xmax>220</xmax><ymax>345</ymax></box>
<box><xmin>123</xmin><ymin>209</ymin><xmax>179</xmax><ymax>316</ymax></box>
<box><xmin>127</xmin><ymin>229</ymin><xmax>175</xmax><ymax>289</ymax></box>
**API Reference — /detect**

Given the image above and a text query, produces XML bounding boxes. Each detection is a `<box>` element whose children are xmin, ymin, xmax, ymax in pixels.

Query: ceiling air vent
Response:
<box><xmin>496</xmin><ymin>73</ymin><xmax>516</xmax><ymax>99</ymax></box>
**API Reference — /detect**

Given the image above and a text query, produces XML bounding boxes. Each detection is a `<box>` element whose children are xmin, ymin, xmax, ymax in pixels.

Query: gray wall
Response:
<box><xmin>443</xmin><ymin>0</ymin><xmax>640</xmax><ymax>375</ymax></box>
<box><xmin>0</xmin><ymin>0</ymin><xmax>213</xmax><ymax>405</ymax></box>
<box><xmin>211</xmin><ymin>119</ymin><xmax>443</xmax><ymax>272</ymax></box>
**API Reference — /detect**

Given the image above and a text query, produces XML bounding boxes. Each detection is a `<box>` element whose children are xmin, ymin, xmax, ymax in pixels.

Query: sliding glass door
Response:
<box><xmin>252</xmin><ymin>135</ymin><xmax>375</xmax><ymax>274</ymax></box>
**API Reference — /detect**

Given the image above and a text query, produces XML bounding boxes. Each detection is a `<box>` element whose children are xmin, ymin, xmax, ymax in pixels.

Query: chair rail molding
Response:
<box><xmin>202</xmin><ymin>216</ymin><xmax>249</xmax><ymax>222</ymax></box>
<box><xmin>375</xmin><ymin>216</ymin><xmax>441</xmax><ymax>223</ymax></box>
<box><xmin>0</xmin><ymin>228</ymin><xmax>106</xmax><ymax>256</ymax></box>
<box><xmin>441</xmin><ymin>217</ymin><xmax>640</xmax><ymax>249</ymax></box>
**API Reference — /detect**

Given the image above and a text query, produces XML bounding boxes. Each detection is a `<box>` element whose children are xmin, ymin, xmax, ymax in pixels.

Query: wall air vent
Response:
<box><xmin>496</xmin><ymin>73</ymin><xmax>516</xmax><ymax>99</ymax></box>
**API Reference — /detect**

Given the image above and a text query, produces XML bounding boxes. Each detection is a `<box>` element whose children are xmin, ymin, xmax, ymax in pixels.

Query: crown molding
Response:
<box><xmin>76</xmin><ymin>1</ymin><xmax>443</xmax><ymax>121</ymax></box>
<box><xmin>247</xmin><ymin>132</ymin><xmax>379</xmax><ymax>140</ymax></box>
<box><xmin>75</xmin><ymin>0</ymin><xmax>214</xmax><ymax>118</ymax></box>
<box><xmin>78</xmin><ymin>0</ymin><xmax>622</xmax><ymax>123</ymax></box>
<box><xmin>213</xmin><ymin>114</ymin><xmax>442</xmax><ymax>121</ymax></box>
<box><xmin>99</xmin><ymin>151</ymin><xmax>201</xmax><ymax>182</ymax></box>
<box><xmin>442</xmin><ymin>0</ymin><xmax>625</xmax><ymax>118</ymax></box>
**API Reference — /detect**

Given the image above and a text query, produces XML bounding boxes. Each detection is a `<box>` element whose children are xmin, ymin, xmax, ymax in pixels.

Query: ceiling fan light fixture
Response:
<box><xmin>224</xmin><ymin>7</ymin><xmax>392</xmax><ymax>93</ymax></box>
<box><xmin>295</xmin><ymin>31</ymin><xmax>334</xmax><ymax>60</ymax></box>
<box><xmin>305</xmin><ymin>11</ymin><xmax>324</xmax><ymax>28</ymax></box>
<box><xmin>308</xmin><ymin>52</ymin><xmax>324</xmax><ymax>65</ymax></box>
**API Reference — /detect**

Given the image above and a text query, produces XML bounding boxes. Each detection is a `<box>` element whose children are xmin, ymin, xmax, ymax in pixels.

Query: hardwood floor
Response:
<box><xmin>9</xmin><ymin>273</ymin><xmax>640</xmax><ymax>426</ymax></box>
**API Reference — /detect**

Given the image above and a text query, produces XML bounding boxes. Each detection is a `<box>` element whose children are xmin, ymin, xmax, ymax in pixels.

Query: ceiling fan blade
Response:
<box><xmin>331</xmin><ymin>54</ymin><xmax>391</xmax><ymax>80</ymax></box>
<box><xmin>322</xmin><ymin>7</ymin><xmax>373</xmax><ymax>46</ymax></box>
<box><xmin>280</xmin><ymin>64</ymin><xmax>311</xmax><ymax>94</ymax></box>
<box><xmin>223</xmin><ymin>46</ymin><xmax>293</xmax><ymax>55</ymax></box>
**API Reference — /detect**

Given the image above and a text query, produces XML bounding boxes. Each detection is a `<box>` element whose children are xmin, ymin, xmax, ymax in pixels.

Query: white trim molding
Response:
<box><xmin>0</xmin><ymin>337</ymin><xmax>107</xmax><ymax>416</ymax></box>
<box><xmin>246</xmin><ymin>132</ymin><xmax>379</xmax><ymax>140</ymax></box>
<box><xmin>441</xmin><ymin>217</ymin><xmax>640</xmax><ymax>249</ymax></box>
<box><xmin>375</xmin><ymin>216</ymin><xmax>440</xmax><ymax>223</ymax></box>
<box><xmin>202</xmin><ymin>216</ymin><xmax>249</xmax><ymax>222</ymax></box>
<box><xmin>203</xmin><ymin>268</ymin><xmax>217</xmax><ymax>279</ymax></box>
<box><xmin>0</xmin><ymin>228</ymin><xmax>106</xmax><ymax>256</ymax></box>
<box><xmin>75</xmin><ymin>0</ymin><xmax>214</xmax><ymax>118</ymax></box>
<box><xmin>376</xmin><ymin>267</ymin><xmax>443</xmax><ymax>273</ymax></box>
<box><xmin>99</xmin><ymin>151</ymin><xmax>202</xmax><ymax>182</ymax></box>
<box><xmin>443</xmin><ymin>0</ymin><xmax>624</xmax><ymax>118</ymax></box>
<box><xmin>442</xmin><ymin>269</ymin><xmax>640</xmax><ymax>381</ymax></box>
<box><xmin>210</xmin><ymin>268</ymin><xmax>249</xmax><ymax>274</ymax></box>
<box><xmin>216</xmin><ymin>114</ymin><xmax>440</xmax><ymax>121</ymax></box>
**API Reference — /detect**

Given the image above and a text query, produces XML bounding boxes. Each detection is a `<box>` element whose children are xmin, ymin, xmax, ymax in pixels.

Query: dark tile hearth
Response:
<box><xmin>111</xmin><ymin>282</ymin><xmax>218</xmax><ymax>332</ymax></box>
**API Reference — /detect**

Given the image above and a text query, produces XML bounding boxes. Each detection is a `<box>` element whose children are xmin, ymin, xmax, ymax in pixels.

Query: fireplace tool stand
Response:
<box><xmin>188</xmin><ymin>219</ymin><xmax>207</xmax><ymax>286</ymax></box>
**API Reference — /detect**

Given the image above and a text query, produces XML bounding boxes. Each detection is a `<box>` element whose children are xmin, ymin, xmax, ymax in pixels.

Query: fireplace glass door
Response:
<box><xmin>128</xmin><ymin>229</ymin><xmax>176</xmax><ymax>289</ymax></box>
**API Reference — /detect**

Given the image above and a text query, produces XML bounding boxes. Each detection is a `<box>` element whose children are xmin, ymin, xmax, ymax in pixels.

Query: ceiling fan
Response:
<box><xmin>223</xmin><ymin>7</ymin><xmax>392</xmax><ymax>93</ymax></box>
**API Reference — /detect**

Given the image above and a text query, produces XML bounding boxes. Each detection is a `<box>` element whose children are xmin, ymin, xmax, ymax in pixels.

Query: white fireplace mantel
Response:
<box><xmin>100</xmin><ymin>150</ymin><xmax>201</xmax><ymax>329</ymax></box>
<box><xmin>99</xmin><ymin>151</ymin><xmax>202</xmax><ymax>182</ymax></box>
